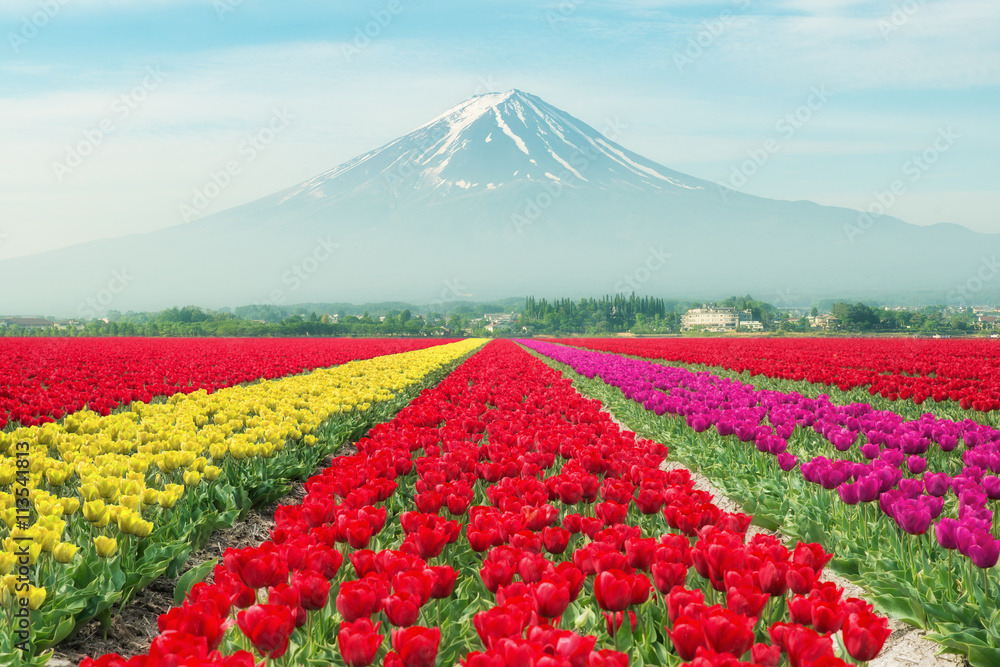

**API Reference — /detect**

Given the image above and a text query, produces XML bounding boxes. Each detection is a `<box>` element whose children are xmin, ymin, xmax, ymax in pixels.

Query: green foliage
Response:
<box><xmin>522</xmin><ymin>294</ymin><xmax>682</xmax><ymax>334</ymax></box>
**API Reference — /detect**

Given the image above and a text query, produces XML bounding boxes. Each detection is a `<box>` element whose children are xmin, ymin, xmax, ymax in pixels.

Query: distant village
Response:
<box><xmin>1</xmin><ymin>301</ymin><xmax>996</xmax><ymax>336</ymax></box>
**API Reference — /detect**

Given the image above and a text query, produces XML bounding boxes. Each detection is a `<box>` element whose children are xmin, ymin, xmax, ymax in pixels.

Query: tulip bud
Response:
<box><xmin>27</xmin><ymin>586</ymin><xmax>46</xmax><ymax>610</ymax></box>
<box><xmin>94</xmin><ymin>536</ymin><xmax>118</xmax><ymax>558</ymax></box>
<box><xmin>53</xmin><ymin>542</ymin><xmax>79</xmax><ymax>564</ymax></box>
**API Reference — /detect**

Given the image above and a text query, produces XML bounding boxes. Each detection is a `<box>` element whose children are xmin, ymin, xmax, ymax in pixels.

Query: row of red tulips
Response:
<box><xmin>556</xmin><ymin>338</ymin><xmax>1000</xmax><ymax>412</ymax></box>
<box><xmin>0</xmin><ymin>338</ymin><xmax>453</xmax><ymax>427</ymax></box>
<box><xmin>81</xmin><ymin>340</ymin><xmax>890</xmax><ymax>666</ymax></box>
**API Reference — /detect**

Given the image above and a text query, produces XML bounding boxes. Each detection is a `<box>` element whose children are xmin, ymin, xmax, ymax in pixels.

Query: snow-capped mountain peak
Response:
<box><xmin>279</xmin><ymin>90</ymin><xmax>706</xmax><ymax>205</ymax></box>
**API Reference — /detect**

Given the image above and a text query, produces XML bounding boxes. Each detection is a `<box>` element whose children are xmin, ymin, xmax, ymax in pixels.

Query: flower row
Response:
<box><xmin>0</xmin><ymin>338</ymin><xmax>454</xmax><ymax>428</ymax></box>
<box><xmin>84</xmin><ymin>340</ymin><xmax>889</xmax><ymax>667</ymax></box>
<box><xmin>555</xmin><ymin>338</ymin><xmax>1000</xmax><ymax>412</ymax></box>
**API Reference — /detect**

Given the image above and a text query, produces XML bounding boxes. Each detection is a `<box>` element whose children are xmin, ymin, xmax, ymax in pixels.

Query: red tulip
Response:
<box><xmin>593</xmin><ymin>570</ymin><xmax>632</xmax><ymax>612</ymax></box>
<box><xmin>587</xmin><ymin>649</ymin><xmax>629</xmax><ymax>667</ymax></box>
<box><xmin>842</xmin><ymin>611</ymin><xmax>892</xmax><ymax>661</ymax></box>
<box><xmin>625</xmin><ymin>537</ymin><xmax>657</xmax><ymax>571</ymax></box>
<box><xmin>338</xmin><ymin>618</ymin><xmax>384</xmax><ymax>667</ymax></box>
<box><xmin>473</xmin><ymin>605</ymin><xmax>527</xmax><ymax>648</ymax></box>
<box><xmin>291</xmin><ymin>569</ymin><xmax>331</xmax><ymax>611</ymax></box>
<box><xmin>347</xmin><ymin>520</ymin><xmax>375</xmax><ymax>549</ymax></box>
<box><xmin>780</xmin><ymin>624</ymin><xmax>834</xmax><ymax>667</ymax></box>
<box><xmin>236</xmin><ymin>604</ymin><xmax>295</xmax><ymax>659</ymax></box>
<box><xmin>410</xmin><ymin>525</ymin><xmax>449</xmax><ymax>560</ymax></box>
<box><xmin>554</xmin><ymin>562</ymin><xmax>586</xmax><ymax>601</ymax></box>
<box><xmin>383</xmin><ymin>592</ymin><xmax>421</xmax><ymax>627</ymax></box>
<box><xmin>391</xmin><ymin>626</ymin><xmax>441</xmax><ymax>667</ymax></box>
<box><xmin>533</xmin><ymin>579</ymin><xmax>571</xmax><ymax>619</ymax></box>
<box><xmin>791</xmin><ymin>542</ymin><xmax>833</xmax><ymax>574</ymax></box>
<box><xmin>480</xmin><ymin>559</ymin><xmax>516</xmax><ymax>594</ymax></box>
<box><xmin>667</xmin><ymin>615</ymin><xmax>707</xmax><ymax>661</ymax></box>
<box><xmin>752</xmin><ymin>642</ymin><xmax>781</xmax><ymax>667</ymax></box>
<box><xmin>426</xmin><ymin>565</ymin><xmax>458</xmax><ymax>599</ymax></box>
<box><xmin>306</xmin><ymin>545</ymin><xmax>344</xmax><ymax>580</ymax></box>
<box><xmin>726</xmin><ymin>584</ymin><xmax>768</xmax><ymax>618</ymax></box>
<box><xmin>702</xmin><ymin>607</ymin><xmax>755</xmax><ymax>657</ymax></box>
<box><xmin>156</xmin><ymin>601</ymin><xmax>229</xmax><ymax>652</ymax></box>
<box><xmin>542</xmin><ymin>526</ymin><xmax>571</xmax><ymax>554</ymax></box>
<box><xmin>267</xmin><ymin>583</ymin><xmax>306</xmax><ymax>627</ymax></box>
<box><xmin>652</xmin><ymin>561</ymin><xmax>688</xmax><ymax>594</ymax></box>
<box><xmin>337</xmin><ymin>579</ymin><xmax>379</xmax><ymax>622</ymax></box>
<box><xmin>666</xmin><ymin>586</ymin><xmax>705</xmax><ymax>624</ymax></box>
<box><xmin>757</xmin><ymin>559</ymin><xmax>789</xmax><ymax>596</ymax></box>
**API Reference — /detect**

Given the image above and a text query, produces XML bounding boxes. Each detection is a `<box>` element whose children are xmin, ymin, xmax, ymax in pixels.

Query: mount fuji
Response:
<box><xmin>1</xmin><ymin>90</ymin><xmax>990</xmax><ymax>316</ymax></box>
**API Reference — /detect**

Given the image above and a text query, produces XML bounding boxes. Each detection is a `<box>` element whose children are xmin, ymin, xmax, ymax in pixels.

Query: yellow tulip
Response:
<box><xmin>120</xmin><ymin>495</ymin><xmax>141</xmax><ymax>511</ymax></box>
<box><xmin>94</xmin><ymin>536</ymin><xmax>118</xmax><ymax>558</ymax></box>
<box><xmin>44</xmin><ymin>467</ymin><xmax>70</xmax><ymax>486</ymax></box>
<box><xmin>158</xmin><ymin>492</ymin><xmax>178</xmax><ymax>509</ymax></box>
<box><xmin>27</xmin><ymin>586</ymin><xmax>46</xmax><ymax>610</ymax></box>
<box><xmin>59</xmin><ymin>497</ymin><xmax>81</xmax><ymax>516</ymax></box>
<box><xmin>82</xmin><ymin>499</ymin><xmax>107</xmax><ymax>523</ymax></box>
<box><xmin>52</xmin><ymin>542</ymin><xmax>78</xmax><ymax>564</ymax></box>
<box><xmin>0</xmin><ymin>552</ymin><xmax>15</xmax><ymax>575</ymax></box>
<box><xmin>182</xmin><ymin>471</ymin><xmax>201</xmax><ymax>487</ymax></box>
<box><xmin>38</xmin><ymin>530</ymin><xmax>59</xmax><ymax>552</ymax></box>
<box><xmin>132</xmin><ymin>520</ymin><xmax>153</xmax><ymax>538</ymax></box>
<box><xmin>95</xmin><ymin>477</ymin><xmax>119</xmax><ymax>500</ymax></box>
<box><xmin>203</xmin><ymin>466</ymin><xmax>221</xmax><ymax>482</ymax></box>
<box><xmin>117</xmin><ymin>509</ymin><xmax>138</xmax><ymax>535</ymax></box>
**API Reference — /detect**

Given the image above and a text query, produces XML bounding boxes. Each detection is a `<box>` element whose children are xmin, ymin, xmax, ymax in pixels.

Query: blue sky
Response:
<box><xmin>1</xmin><ymin>0</ymin><xmax>997</xmax><ymax>259</ymax></box>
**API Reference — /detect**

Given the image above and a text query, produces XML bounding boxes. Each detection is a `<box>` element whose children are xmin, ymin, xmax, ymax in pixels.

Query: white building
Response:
<box><xmin>681</xmin><ymin>307</ymin><xmax>752</xmax><ymax>332</ymax></box>
<box><xmin>485</xmin><ymin>313</ymin><xmax>516</xmax><ymax>325</ymax></box>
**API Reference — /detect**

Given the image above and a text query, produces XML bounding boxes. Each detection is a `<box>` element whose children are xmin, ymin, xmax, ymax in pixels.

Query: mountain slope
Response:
<box><xmin>0</xmin><ymin>90</ymin><xmax>990</xmax><ymax>316</ymax></box>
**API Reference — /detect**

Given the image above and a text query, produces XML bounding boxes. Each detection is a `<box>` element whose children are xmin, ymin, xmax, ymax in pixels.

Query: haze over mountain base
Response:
<box><xmin>1</xmin><ymin>91</ymin><xmax>990</xmax><ymax>317</ymax></box>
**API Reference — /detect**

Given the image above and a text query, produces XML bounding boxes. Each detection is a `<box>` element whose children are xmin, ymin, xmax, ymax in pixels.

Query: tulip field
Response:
<box><xmin>0</xmin><ymin>338</ymin><xmax>479</xmax><ymax>663</ymax></box>
<box><xmin>3</xmin><ymin>336</ymin><xmax>999</xmax><ymax>666</ymax></box>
